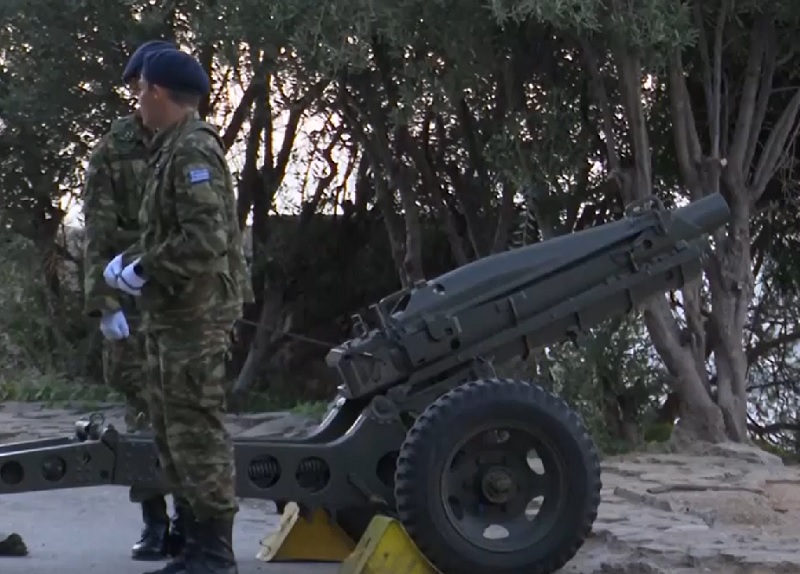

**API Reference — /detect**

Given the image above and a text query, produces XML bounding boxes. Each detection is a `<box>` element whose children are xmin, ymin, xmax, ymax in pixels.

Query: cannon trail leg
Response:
<box><xmin>0</xmin><ymin>438</ymin><xmax>117</xmax><ymax>494</ymax></box>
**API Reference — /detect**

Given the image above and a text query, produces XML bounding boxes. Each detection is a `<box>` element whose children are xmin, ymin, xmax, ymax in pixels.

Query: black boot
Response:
<box><xmin>185</xmin><ymin>517</ymin><xmax>238</xmax><ymax>574</ymax></box>
<box><xmin>166</xmin><ymin>502</ymin><xmax>188</xmax><ymax>557</ymax></box>
<box><xmin>132</xmin><ymin>496</ymin><xmax>170</xmax><ymax>561</ymax></box>
<box><xmin>142</xmin><ymin>501</ymin><xmax>197</xmax><ymax>574</ymax></box>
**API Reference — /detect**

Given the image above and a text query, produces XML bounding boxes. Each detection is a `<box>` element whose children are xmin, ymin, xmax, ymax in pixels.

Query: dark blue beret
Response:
<box><xmin>121</xmin><ymin>40</ymin><xmax>176</xmax><ymax>83</ymax></box>
<box><xmin>141</xmin><ymin>49</ymin><xmax>211</xmax><ymax>97</ymax></box>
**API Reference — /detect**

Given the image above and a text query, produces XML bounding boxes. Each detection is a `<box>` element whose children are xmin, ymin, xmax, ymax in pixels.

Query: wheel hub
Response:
<box><xmin>481</xmin><ymin>466</ymin><xmax>517</xmax><ymax>504</ymax></box>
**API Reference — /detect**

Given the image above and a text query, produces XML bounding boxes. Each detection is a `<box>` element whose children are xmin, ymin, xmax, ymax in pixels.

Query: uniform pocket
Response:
<box><xmin>157</xmin><ymin>325</ymin><xmax>230</xmax><ymax>411</ymax></box>
<box><xmin>156</xmin><ymin>273</ymin><xmax>230</xmax><ymax>324</ymax></box>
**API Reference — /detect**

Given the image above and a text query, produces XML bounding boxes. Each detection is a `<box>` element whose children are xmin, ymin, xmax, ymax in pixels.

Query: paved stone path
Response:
<box><xmin>2</xmin><ymin>401</ymin><xmax>800</xmax><ymax>573</ymax></box>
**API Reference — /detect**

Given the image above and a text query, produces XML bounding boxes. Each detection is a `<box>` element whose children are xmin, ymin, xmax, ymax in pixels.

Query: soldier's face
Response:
<box><xmin>137</xmin><ymin>79</ymin><xmax>161</xmax><ymax>129</ymax></box>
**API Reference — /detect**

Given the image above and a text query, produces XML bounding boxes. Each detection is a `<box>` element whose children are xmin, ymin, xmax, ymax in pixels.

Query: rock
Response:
<box><xmin>598</xmin><ymin>561</ymin><xmax>667</xmax><ymax>573</ymax></box>
<box><xmin>645</xmin><ymin>483</ymin><xmax>765</xmax><ymax>496</ymax></box>
<box><xmin>0</xmin><ymin>532</ymin><xmax>27</xmax><ymax>557</ymax></box>
<box><xmin>706</xmin><ymin>442</ymin><xmax>785</xmax><ymax>467</ymax></box>
<box><xmin>663</xmin><ymin>523</ymin><xmax>710</xmax><ymax>533</ymax></box>
<box><xmin>613</xmin><ymin>486</ymin><xmax>673</xmax><ymax>512</ymax></box>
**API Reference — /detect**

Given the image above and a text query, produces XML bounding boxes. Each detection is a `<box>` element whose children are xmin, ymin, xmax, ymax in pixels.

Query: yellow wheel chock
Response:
<box><xmin>257</xmin><ymin>502</ymin><xmax>355</xmax><ymax>562</ymax></box>
<box><xmin>257</xmin><ymin>502</ymin><xmax>440</xmax><ymax>573</ymax></box>
<box><xmin>338</xmin><ymin>514</ymin><xmax>439</xmax><ymax>574</ymax></box>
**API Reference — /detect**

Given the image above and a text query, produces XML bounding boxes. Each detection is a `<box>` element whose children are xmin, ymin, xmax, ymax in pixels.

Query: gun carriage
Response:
<box><xmin>0</xmin><ymin>193</ymin><xmax>730</xmax><ymax>574</ymax></box>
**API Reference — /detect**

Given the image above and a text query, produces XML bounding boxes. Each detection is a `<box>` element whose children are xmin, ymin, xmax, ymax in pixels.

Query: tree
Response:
<box><xmin>491</xmin><ymin>0</ymin><xmax>800</xmax><ymax>443</ymax></box>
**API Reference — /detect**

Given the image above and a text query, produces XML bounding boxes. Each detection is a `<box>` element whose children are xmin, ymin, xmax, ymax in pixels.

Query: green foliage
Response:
<box><xmin>0</xmin><ymin>231</ymin><xmax>96</xmax><ymax>379</ymax></box>
<box><xmin>491</xmin><ymin>0</ymin><xmax>695</xmax><ymax>51</ymax></box>
<box><xmin>643</xmin><ymin>421</ymin><xmax>674</xmax><ymax>443</ymax></box>
<box><xmin>753</xmin><ymin>437</ymin><xmax>800</xmax><ymax>465</ymax></box>
<box><xmin>227</xmin><ymin>390</ymin><xmax>328</xmax><ymax>416</ymax></box>
<box><xmin>289</xmin><ymin>400</ymin><xmax>330</xmax><ymax>420</ymax></box>
<box><xmin>0</xmin><ymin>236</ymin><xmax>53</xmax><ymax>368</ymax></box>
<box><xmin>0</xmin><ymin>371</ymin><xmax>120</xmax><ymax>404</ymax></box>
<box><xmin>0</xmin><ymin>0</ymin><xmax>143</xmax><ymax>237</ymax></box>
<box><xmin>514</xmin><ymin>314</ymin><xmax>669</xmax><ymax>454</ymax></box>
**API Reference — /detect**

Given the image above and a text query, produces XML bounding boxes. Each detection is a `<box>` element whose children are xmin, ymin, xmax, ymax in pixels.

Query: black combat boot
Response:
<box><xmin>166</xmin><ymin>502</ymin><xmax>188</xmax><ymax>557</ymax></box>
<box><xmin>132</xmin><ymin>496</ymin><xmax>170</xmax><ymax>560</ymax></box>
<box><xmin>142</xmin><ymin>500</ymin><xmax>198</xmax><ymax>574</ymax></box>
<box><xmin>185</xmin><ymin>517</ymin><xmax>238</xmax><ymax>574</ymax></box>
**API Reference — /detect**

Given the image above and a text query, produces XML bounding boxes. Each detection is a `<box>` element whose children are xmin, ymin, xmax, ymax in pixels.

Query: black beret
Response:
<box><xmin>121</xmin><ymin>40</ymin><xmax>176</xmax><ymax>83</ymax></box>
<box><xmin>141</xmin><ymin>49</ymin><xmax>211</xmax><ymax>97</ymax></box>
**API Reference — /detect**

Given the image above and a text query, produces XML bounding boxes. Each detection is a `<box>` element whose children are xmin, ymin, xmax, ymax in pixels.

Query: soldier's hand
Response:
<box><xmin>100</xmin><ymin>310</ymin><xmax>130</xmax><ymax>340</ymax></box>
<box><xmin>103</xmin><ymin>254</ymin><xmax>124</xmax><ymax>288</ymax></box>
<box><xmin>117</xmin><ymin>258</ymin><xmax>146</xmax><ymax>296</ymax></box>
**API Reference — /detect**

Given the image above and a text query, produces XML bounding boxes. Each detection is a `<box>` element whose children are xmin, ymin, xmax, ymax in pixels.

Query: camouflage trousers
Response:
<box><xmin>102</xmin><ymin>334</ymin><xmax>170</xmax><ymax>504</ymax></box>
<box><xmin>144</xmin><ymin>323</ymin><xmax>239</xmax><ymax>522</ymax></box>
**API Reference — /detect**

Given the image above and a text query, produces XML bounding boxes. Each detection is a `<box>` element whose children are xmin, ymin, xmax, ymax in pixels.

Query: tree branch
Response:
<box><xmin>728</xmin><ymin>13</ymin><xmax>770</xmax><ymax>178</ymax></box>
<box><xmin>406</xmin><ymin>112</ymin><xmax>468</xmax><ymax>265</ymax></box>
<box><xmin>710</xmin><ymin>0</ymin><xmax>727</xmax><ymax>160</ymax></box>
<box><xmin>613</xmin><ymin>45</ymin><xmax>651</xmax><ymax>201</ymax></box>
<box><xmin>579</xmin><ymin>36</ymin><xmax>620</xmax><ymax>172</ymax></box>
<box><xmin>746</xmin><ymin>329</ymin><xmax>800</xmax><ymax>366</ymax></box>
<box><xmin>667</xmin><ymin>51</ymin><xmax>703</xmax><ymax>197</ymax></box>
<box><xmin>744</xmin><ymin>31</ymin><xmax>777</xmax><ymax>172</ymax></box>
<box><xmin>222</xmin><ymin>73</ymin><xmax>263</xmax><ymax>151</ymax></box>
<box><xmin>751</xmin><ymin>87</ymin><xmax>800</xmax><ymax>198</ymax></box>
<box><xmin>272</xmin><ymin>79</ymin><xmax>329</xmax><ymax>186</ymax></box>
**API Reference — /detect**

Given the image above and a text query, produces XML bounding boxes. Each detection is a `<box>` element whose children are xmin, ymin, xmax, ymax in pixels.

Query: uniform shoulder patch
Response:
<box><xmin>188</xmin><ymin>167</ymin><xmax>211</xmax><ymax>184</ymax></box>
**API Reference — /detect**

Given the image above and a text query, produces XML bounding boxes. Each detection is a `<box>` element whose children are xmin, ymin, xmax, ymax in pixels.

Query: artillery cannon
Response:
<box><xmin>0</xmin><ymin>193</ymin><xmax>730</xmax><ymax>574</ymax></box>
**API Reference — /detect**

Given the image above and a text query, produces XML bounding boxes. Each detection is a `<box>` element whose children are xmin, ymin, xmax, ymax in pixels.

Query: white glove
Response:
<box><xmin>103</xmin><ymin>254</ymin><xmax>124</xmax><ymax>289</ymax></box>
<box><xmin>100</xmin><ymin>310</ymin><xmax>130</xmax><ymax>340</ymax></box>
<box><xmin>117</xmin><ymin>258</ymin><xmax>146</xmax><ymax>297</ymax></box>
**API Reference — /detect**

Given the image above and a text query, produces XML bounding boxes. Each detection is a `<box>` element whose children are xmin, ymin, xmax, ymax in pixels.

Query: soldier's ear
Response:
<box><xmin>149</xmin><ymin>84</ymin><xmax>165</xmax><ymax>101</ymax></box>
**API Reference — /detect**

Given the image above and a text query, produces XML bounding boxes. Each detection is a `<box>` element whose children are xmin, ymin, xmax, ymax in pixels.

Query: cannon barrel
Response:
<box><xmin>327</xmin><ymin>193</ymin><xmax>730</xmax><ymax>399</ymax></box>
<box><xmin>668</xmin><ymin>192</ymin><xmax>730</xmax><ymax>240</ymax></box>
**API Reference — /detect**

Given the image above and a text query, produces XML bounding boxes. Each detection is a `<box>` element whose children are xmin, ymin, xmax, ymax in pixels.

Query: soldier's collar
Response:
<box><xmin>150</xmin><ymin>112</ymin><xmax>192</xmax><ymax>151</ymax></box>
<box><xmin>132</xmin><ymin>112</ymin><xmax>154</xmax><ymax>142</ymax></box>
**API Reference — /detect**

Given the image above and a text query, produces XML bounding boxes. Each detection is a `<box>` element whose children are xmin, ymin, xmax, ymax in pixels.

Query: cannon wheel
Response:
<box><xmin>394</xmin><ymin>378</ymin><xmax>601</xmax><ymax>574</ymax></box>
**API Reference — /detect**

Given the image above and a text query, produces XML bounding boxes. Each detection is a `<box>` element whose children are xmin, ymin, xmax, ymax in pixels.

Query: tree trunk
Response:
<box><xmin>706</xmin><ymin>206</ymin><xmax>753</xmax><ymax>442</ymax></box>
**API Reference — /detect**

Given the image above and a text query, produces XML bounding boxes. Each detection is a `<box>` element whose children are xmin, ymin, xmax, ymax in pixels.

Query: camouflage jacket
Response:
<box><xmin>82</xmin><ymin>113</ymin><xmax>151</xmax><ymax>319</ymax></box>
<box><xmin>123</xmin><ymin>113</ymin><xmax>253</xmax><ymax>330</ymax></box>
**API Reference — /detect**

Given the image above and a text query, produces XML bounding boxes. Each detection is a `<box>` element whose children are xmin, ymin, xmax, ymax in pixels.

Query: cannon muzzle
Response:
<box><xmin>667</xmin><ymin>193</ymin><xmax>731</xmax><ymax>241</ymax></box>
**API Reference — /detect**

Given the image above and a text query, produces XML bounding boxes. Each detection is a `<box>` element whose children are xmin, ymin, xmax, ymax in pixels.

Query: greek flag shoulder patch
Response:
<box><xmin>188</xmin><ymin>167</ymin><xmax>211</xmax><ymax>185</ymax></box>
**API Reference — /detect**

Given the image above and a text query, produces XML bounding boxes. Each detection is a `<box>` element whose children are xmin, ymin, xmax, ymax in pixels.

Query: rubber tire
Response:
<box><xmin>394</xmin><ymin>378</ymin><xmax>601</xmax><ymax>574</ymax></box>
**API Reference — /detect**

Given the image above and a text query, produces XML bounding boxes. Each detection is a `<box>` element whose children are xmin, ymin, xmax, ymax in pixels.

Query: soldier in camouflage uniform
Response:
<box><xmin>104</xmin><ymin>48</ymin><xmax>253</xmax><ymax>574</ymax></box>
<box><xmin>82</xmin><ymin>39</ymin><xmax>186</xmax><ymax>562</ymax></box>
